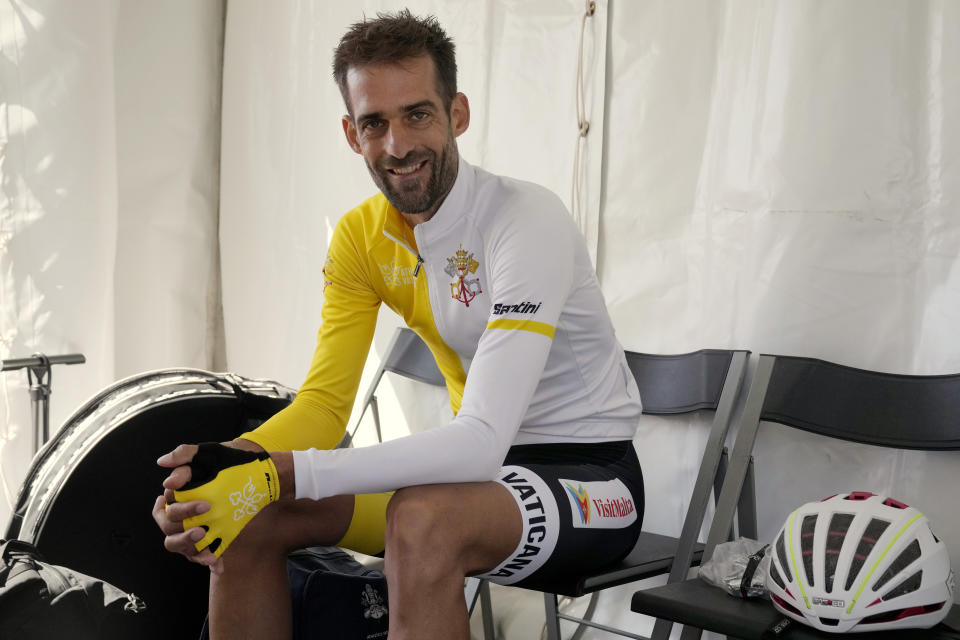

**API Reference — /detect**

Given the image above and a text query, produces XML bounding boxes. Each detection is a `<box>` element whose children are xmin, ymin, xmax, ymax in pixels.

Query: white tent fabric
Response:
<box><xmin>2</xmin><ymin>0</ymin><xmax>958</xmax><ymax>638</ymax></box>
<box><xmin>0</xmin><ymin>0</ymin><xmax>224</xmax><ymax>522</ymax></box>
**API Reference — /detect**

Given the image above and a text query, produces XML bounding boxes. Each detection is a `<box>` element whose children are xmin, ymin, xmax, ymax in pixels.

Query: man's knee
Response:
<box><xmin>384</xmin><ymin>483</ymin><xmax>520</xmax><ymax>576</ymax></box>
<box><xmin>385</xmin><ymin>486</ymin><xmax>447</xmax><ymax>553</ymax></box>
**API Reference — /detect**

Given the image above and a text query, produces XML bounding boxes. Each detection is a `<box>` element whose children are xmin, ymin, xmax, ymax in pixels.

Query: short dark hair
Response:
<box><xmin>333</xmin><ymin>9</ymin><xmax>457</xmax><ymax>115</ymax></box>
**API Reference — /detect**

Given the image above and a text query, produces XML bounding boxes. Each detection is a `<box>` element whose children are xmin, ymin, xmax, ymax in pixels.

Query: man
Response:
<box><xmin>153</xmin><ymin>10</ymin><xmax>644</xmax><ymax>640</ymax></box>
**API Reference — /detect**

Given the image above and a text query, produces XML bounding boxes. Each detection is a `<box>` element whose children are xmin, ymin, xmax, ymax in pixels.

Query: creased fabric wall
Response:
<box><xmin>219</xmin><ymin>0</ymin><xmax>606</xmax><ymax>444</ymax></box>
<box><xmin>0</xmin><ymin>0</ymin><xmax>224</xmax><ymax>530</ymax></box>
<box><xmin>599</xmin><ymin>1</ymin><xmax>959</xmax><ymax>633</ymax></box>
<box><xmin>221</xmin><ymin>0</ymin><xmax>959</xmax><ymax>636</ymax></box>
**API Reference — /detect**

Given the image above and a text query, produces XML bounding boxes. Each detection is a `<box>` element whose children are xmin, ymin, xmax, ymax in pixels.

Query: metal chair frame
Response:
<box><xmin>631</xmin><ymin>354</ymin><xmax>960</xmax><ymax>640</ymax></box>
<box><xmin>540</xmin><ymin>348</ymin><xmax>750</xmax><ymax>640</ymax></box>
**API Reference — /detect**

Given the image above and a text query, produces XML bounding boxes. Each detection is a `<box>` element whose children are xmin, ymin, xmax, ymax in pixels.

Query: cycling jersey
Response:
<box><xmin>241</xmin><ymin>157</ymin><xmax>642</xmax><ymax>501</ymax></box>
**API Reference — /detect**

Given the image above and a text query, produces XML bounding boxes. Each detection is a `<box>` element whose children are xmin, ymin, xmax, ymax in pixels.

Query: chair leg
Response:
<box><xmin>544</xmin><ymin>592</ymin><xmax>562</xmax><ymax>640</ymax></box>
<box><xmin>465</xmin><ymin>577</ymin><xmax>482</xmax><ymax>614</ymax></box>
<box><xmin>650</xmin><ymin>617</ymin><xmax>673</xmax><ymax>640</ymax></box>
<box><xmin>679</xmin><ymin>624</ymin><xmax>704</xmax><ymax>640</ymax></box>
<box><xmin>736</xmin><ymin>457</ymin><xmax>757</xmax><ymax>540</ymax></box>
<box><xmin>465</xmin><ymin>578</ymin><xmax>496</xmax><ymax>640</ymax></box>
<box><xmin>371</xmin><ymin>395</ymin><xmax>382</xmax><ymax>443</ymax></box>
<box><xmin>479</xmin><ymin>580</ymin><xmax>495</xmax><ymax>640</ymax></box>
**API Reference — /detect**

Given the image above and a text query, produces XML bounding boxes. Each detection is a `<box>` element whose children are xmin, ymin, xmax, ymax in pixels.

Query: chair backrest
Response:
<box><xmin>761</xmin><ymin>355</ymin><xmax>960</xmax><ymax>449</ymax></box>
<box><xmin>379</xmin><ymin>328</ymin><xmax>446</xmax><ymax>387</ymax></box>
<box><xmin>703</xmin><ymin>354</ymin><xmax>960</xmax><ymax>560</ymax></box>
<box><xmin>347</xmin><ymin>328</ymin><xmax>445</xmax><ymax>445</ymax></box>
<box><xmin>626</xmin><ymin>349</ymin><xmax>750</xmax><ymax>583</ymax></box>
<box><xmin>626</xmin><ymin>349</ymin><xmax>745</xmax><ymax>415</ymax></box>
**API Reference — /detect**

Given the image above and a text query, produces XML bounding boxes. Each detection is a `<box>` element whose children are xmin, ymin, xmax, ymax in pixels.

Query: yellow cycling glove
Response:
<box><xmin>174</xmin><ymin>443</ymin><xmax>280</xmax><ymax>558</ymax></box>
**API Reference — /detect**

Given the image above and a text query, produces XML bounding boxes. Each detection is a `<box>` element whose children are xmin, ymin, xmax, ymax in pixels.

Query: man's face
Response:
<box><xmin>342</xmin><ymin>55</ymin><xmax>469</xmax><ymax>219</ymax></box>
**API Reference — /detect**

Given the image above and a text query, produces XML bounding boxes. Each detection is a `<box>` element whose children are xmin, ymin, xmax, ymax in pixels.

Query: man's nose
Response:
<box><xmin>383</xmin><ymin>123</ymin><xmax>415</xmax><ymax>160</ymax></box>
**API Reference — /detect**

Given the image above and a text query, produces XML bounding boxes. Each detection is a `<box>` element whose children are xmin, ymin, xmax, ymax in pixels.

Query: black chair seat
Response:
<box><xmin>552</xmin><ymin>532</ymin><xmax>706</xmax><ymax>597</ymax></box>
<box><xmin>631</xmin><ymin>578</ymin><xmax>960</xmax><ymax>640</ymax></box>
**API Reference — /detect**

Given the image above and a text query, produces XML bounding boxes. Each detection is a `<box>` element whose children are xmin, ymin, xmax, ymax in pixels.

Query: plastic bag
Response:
<box><xmin>698</xmin><ymin>537</ymin><xmax>770</xmax><ymax>599</ymax></box>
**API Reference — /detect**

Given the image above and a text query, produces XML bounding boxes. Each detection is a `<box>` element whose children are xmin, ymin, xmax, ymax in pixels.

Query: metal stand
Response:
<box><xmin>1</xmin><ymin>352</ymin><xmax>86</xmax><ymax>454</ymax></box>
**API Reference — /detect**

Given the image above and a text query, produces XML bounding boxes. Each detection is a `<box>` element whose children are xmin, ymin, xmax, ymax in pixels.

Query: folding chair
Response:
<box><xmin>343</xmin><ymin>327</ymin><xmax>447</xmax><ymax>447</ymax></box>
<box><xmin>533</xmin><ymin>348</ymin><xmax>750</xmax><ymax>640</ymax></box>
<box><xmin>630</xmin><ymin>354</ymin><xmax>960</xmax><ymax>640</ymax></box>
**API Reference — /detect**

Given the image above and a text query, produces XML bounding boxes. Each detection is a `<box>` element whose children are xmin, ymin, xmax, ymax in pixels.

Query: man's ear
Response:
<box><xmin>450</xmin><ymin>92</ymin><xmax>470</xmax><ymax>137</ymax></box>
<box><xmin>342</xmin><ymin>115</ymin><xmax>362</xmax><ymax>154</ymax></box>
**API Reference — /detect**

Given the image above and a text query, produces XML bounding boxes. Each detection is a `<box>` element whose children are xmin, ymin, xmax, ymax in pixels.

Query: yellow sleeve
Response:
<box><xmin>241</xmin><ymin>214</ymin><xmax>381</xmax><ymax>452</ymax></box>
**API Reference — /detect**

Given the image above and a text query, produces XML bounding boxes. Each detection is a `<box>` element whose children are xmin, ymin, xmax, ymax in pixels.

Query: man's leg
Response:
<box><xmin>384</xmin><ymin>482</ymin><xmax>522</xmax><ymax>640</ymax></box>
<box><xmin>207</xmin><ymin>494</ymin><xmax>355</xmax><ymax>640</ymax></box>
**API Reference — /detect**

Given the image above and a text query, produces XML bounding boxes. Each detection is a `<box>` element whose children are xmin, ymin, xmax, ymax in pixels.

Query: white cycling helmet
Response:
<box><xmin>766</xmin><ymin>492</ymin><xmax>955</xmax><ymax>633</ymax></box>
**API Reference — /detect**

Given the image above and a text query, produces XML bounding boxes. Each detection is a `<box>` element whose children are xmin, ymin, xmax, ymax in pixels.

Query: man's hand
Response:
<box><xmin>171</xmin><ymin>443</ymin><xmax>280</xmax><ymax>559</ymax></box>
<box><xmin>152</xmin><ymin>439</ymin><xmax>267</xmax><ymax>573</ymax></box>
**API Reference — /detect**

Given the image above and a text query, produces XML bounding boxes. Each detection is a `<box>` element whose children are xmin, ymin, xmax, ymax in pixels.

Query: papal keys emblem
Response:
<box><xmin>445</xmin><ymin>245</ymin><xmax>482</xmax><ymax>307</ymax></box>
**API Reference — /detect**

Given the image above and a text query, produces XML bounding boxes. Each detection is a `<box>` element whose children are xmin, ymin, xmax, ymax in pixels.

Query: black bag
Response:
<box><xmin>200</xmin><ymin>546</ymin><xmax>389</xmax><ymax>640</ymax></box>
<box><xmin>0</xmin><ymin>539</ymin><xmax>145</xmax><ymax>639</ymax></box>
<box><xmin>6</xmin><ymin>369</ymin><xmax>296</xmax><ymax>639</ymax></box>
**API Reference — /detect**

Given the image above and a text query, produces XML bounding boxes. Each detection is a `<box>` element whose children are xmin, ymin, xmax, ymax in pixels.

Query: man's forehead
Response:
<box><xmin>345</xmin><ymin>56</ymin><xmax>442</xmax><ymax>114</ymax></box>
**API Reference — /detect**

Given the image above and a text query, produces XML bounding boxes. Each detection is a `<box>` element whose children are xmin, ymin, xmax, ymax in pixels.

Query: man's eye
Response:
<box><xmin>362</xmin><ymin>120</ymin><xmax>385</xmax><ymax>131</ymax></box>
<box><xmin>410</xmin><ymin>111</ymin><xmax>429</xmax><ymax>122</ymax></box>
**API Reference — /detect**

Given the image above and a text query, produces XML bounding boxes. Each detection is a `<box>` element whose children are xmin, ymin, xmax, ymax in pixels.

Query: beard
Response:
<box><xmin>366</xmin><ymin>132</ymin><xmax>459</xmax><ymax>215</ymax></box>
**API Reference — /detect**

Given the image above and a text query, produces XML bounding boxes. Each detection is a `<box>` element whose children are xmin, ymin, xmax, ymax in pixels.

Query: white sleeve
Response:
<box><xmin>294</xmin><ymin>197</ymin><xmax>576</xmax><ymax>500</ymax></box>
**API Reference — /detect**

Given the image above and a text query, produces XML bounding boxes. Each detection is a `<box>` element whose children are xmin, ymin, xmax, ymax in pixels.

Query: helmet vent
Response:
<box><xmin>882</xmin><ymin>570</ymin><xmax>923</xmax><ymax>601</ymax></box>
<box><xmin>818</xmin><ymin>618</ymin><xmax>840</xmax><ymax>626</ymax></box>
<box><xmin>770</xmin><ymin>563</ymin><xmax>786</xmax><ymax>590</ymax></box>
<box><xmin>860</xmin><ymin>602</ymin><xmax>945</xmax><ymax>625</ymax></box>
<box><xmin>882</xmin><ymin>497</ymin><xmax>909</xmax><ymax>509</ymax></box>
<box><xmin>771</xmin><ymin>593</ymin><xmax>803</xmax><ymax>617</ymax></box>
<box><xmin>801</xmin><ymin>515</ymin><xmax>818</xmax><ymax>587</ymax></box>
<box><xmin>824</xmin><ymin>513</ymin><xmax>854</xmax><ymax>593</ymax></box>
<box><xmin>776</xmin><ymin>531</ymin><xmax>792</xmax><ymax>583</ymax></box>
<box><xmin>873</xmin><ymin>539</ymin><xmax>922</xmax><ymax>591</ymax></box>
<box><xmin>845</xmin><ymin>518</ymin><xmax>890</xmax><ymax>590</ymax></box>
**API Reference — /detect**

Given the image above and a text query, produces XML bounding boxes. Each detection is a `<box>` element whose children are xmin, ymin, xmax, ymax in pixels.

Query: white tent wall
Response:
<box><xmin>593</xmin><ymin>0</ymin><xmax>960</xmax><ymax>636</ymax></box>
<box><xmin>1</xmin><ymin>0</ymin><xmax>957</xmax><ymax>637</ymax></box>
<box><xmin>0</xmin><ymin>0</ymin><xmax>225</xmax><ymax>528</ymax></box>
<box><xmin>602</xmin><ymin>0</ymin><xmax>960</xmax><ymax>561</ymax></box>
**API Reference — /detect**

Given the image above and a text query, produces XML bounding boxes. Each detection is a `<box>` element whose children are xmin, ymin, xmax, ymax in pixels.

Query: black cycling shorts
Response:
<box><xmin>477</xmin><ymin>440</ymin><xmax>644</xmax><ymax>591</ymax></box>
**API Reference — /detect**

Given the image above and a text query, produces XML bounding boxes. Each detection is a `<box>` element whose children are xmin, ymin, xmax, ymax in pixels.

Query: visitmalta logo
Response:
<box><xmin>560</xmin><ymin>478</ymin><xmax>637</xmax><ymax>529</ymax></box>
<box><xmin>564</xmin><ymin>483</ymin><xmax>591</xmax><ymax>525</ymax></box>
<box><xmin>444</xmin><ymin>244</ymin><xmax>482</xmax><ymax>307</ymax></box>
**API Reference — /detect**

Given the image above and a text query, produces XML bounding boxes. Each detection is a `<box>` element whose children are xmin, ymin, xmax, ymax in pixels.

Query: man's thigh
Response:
<box><xmin>477</xmin><ymin>441</ymin><xmax>644</xmax><ymax>590</ymax></box>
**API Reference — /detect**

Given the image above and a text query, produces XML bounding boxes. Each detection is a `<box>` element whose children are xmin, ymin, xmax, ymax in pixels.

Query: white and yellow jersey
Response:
<box><xmin>242</xmin><ymin>158</ymin><xmax>642</xmax><ymax>500</ymax></box>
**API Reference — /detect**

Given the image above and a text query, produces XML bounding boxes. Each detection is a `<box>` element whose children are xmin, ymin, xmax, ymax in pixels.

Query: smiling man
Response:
<box><xmin>154</xmin><ymin>10</ymin><xmax>645</xmax><ymax>640</ymax></box>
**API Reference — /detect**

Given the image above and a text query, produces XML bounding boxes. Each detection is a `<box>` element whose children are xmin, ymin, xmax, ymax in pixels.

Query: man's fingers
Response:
<box><xmin>162</xmin><ymin>526</ymin><xmax>210</xmax><ymax>557</ymax></box>
<box><xmin>161</xmin><ymin>465</ymin><xmax>193</xmax><ymax>491</ymax></box>
<box><xmin>157</xmin><ymin>443</ymin><xmax>199</xmax><ymax>468</ymax></box>
<box><xmin>151</xmin><ymin>495</ymin><xmax>170</xmax><ymax>528</ymax></box>
<box><xmin>152</xmin><ymin>494</ymin><xmax>210</xmax><ymax>536</ymax></box>
<box><xmin>164</xmin><ymin>498</ymin><xmax>210</xmax><ymax>523</ymax></box>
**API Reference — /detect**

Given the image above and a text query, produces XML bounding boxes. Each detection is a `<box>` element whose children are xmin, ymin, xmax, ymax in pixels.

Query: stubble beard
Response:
<box><xmin>368</xmin><ymin>132</ymin><xmax>458</xmax><ymax>215</ymax></box>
